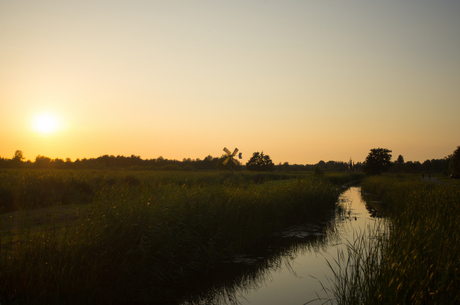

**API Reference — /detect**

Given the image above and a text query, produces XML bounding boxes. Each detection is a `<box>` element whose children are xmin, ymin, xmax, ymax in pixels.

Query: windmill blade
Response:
<box><xmin>223</xmin><ymin>147</ymin><xmax>231</xmax><ymax>155</ymax></box>
<box><xmin>223</xmin><ymin>157</ymin><xmax>230</xmax><ymax>165</ymax></box>
<box><xmin>232</xmin><ymin>148</ymin><xmax>239</xmax><ymax>156</ymax></box>
<box><xmin>232</xmin><ymin>158</ymin><xmax>239</xmax><ymax>165</ymax></box>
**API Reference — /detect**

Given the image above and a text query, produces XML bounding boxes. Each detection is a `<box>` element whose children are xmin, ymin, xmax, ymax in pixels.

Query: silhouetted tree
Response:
<box><xmin>156</xmin><ymin>156</ymin><xmax>167</xmax><ymax>167</ymax></box>
<box><xmin>363</xmin><ymin>148</ymin><xmax>392</xmax><ymax>175</ymax></box>
<box><xmin>317</xmin><ymin>160</ymin><xmax>326</xmax><ymax>170</ymax></box>
<box><xmin>65</xmin><ymin>158</ymin><xmax>74</xmax><ymax>169</ymax></box>
<box><xmin>325</xmin><ymin>160</ymin><xmax>348</xmax><ymax>171</ymax></box>
<box><xmin>395</xmin><ymin>155</ymin><xmax>405</xmax><ymax>172</ymax></box>
<box><xmin>52</xmin><ymin>158</ymin><xmax>64</xmax><ymax>169</ymax></box>
<box><xmin>35</xmin><ymin>155</ymin><xmax>52</xmax><ymax>168</ymax></box>
<box><xmin>404</xmin><ymin>161</ymin><xmax>422</xmax><ymax>173</ymax></box>
<box><xmin>12</xmin><ymin>150</ymin><xmax>25</xmax><ymax>167</ymax></box>
<box><xmin>0</xmin><ymin>157</ymin><xmax>9</xmax><ymax>168</ymax></box>
<box><xmin>430</xmin><ymin>158</ymin><xmax>447</xmax><ymax>173</ymax></box>
<box><xmin>421</xmin><ymin>159</ymin><xmax>431</xmax><ymax>172</ymax></box>
<box><xmin>283</xmin><ymin>162</ymin><xmax>290</xmax><ymax>172</ymax></box>
<box><xmin>246</xmin><ymin>152</ymin><xmax>275</xmax><ymax>172</ymax></box>
<box><xmin>449</xmin><ymin>146</ymin><xmax>460</xmax><ymax>175</ymax></box>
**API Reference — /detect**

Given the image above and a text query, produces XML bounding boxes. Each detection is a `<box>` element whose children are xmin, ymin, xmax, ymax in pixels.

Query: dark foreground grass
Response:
<box><xmin>330</xmin><ymin>175</ymin><xmax>460</xmax><ymax>305</ymax></box>
<box><xmin>0</xmin><ymin>170</ymin><xmax>358</xmax><ymax>304</ymax></box>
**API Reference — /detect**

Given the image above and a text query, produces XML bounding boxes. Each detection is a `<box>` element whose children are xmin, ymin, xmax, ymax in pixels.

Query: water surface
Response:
<box><xmin>182</xmin><ymin>186</ymin><xmax>384</xmax><ymax>305</ymax></box>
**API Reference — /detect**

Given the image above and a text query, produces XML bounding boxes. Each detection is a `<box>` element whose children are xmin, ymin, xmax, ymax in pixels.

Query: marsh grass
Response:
<box><xmin>0</xmin><ymin>170</ymin><xmax>296</xmax><ymax>213</ymax></box>
<box><xmin>330</xmin><ymin>175</ymin><xmax>460</xmax><ymax>305</ymax></box>
<box><xmin>0</xmin><ymin>169</ymin><xmax>358</xmax><ymax>214</ymax></box>
<box><xmin>0</xmin><ymin>170</ymin><xmax>358</xmax><ymax>304</ymax></box>
<box><xmin>324</xmin><ymin>222</ymin><xmax>388</xmax><ymax>305</ymax></box>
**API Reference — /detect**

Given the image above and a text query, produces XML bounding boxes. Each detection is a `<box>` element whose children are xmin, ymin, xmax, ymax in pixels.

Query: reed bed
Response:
<box><xmin>331</xmin><ymin>175</ymin><xmax>460</xmax><ymax>305</ymax></box>
<box><xmin>0</xmin><ymin>170</ymin><xmax>353</xmax><ymax>304</ymax></box>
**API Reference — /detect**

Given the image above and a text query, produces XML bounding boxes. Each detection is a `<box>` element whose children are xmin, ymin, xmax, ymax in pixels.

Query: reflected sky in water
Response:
<box><xmin>183</xmin><ymin>187</ymin><xmax>386</xmax><ymax>305</ymax></box>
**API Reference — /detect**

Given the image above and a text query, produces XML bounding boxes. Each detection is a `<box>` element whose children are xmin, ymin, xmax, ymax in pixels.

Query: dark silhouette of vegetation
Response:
<box><xmin>35</xmin><ymin>155</ymin><xmax>52</xmax><ymax>168</ymax></box>
<box><xmin>272</xmin><ymin>160</ymin><xmax>364</xmax><ymax>172</ymax></box>
<box><xmin>0</xmin><ymin>152</ymin><xmax>223</xmax><ymax>171</ymax></box>
<box><xmin>0</xmin><ymin>170</ymin><xmax>364</xmax><ymax>215</ymax></box>
<box><xmin>395</xmin><ymin>154</ymin><xmax>404</xmax><ymax>172</ymax></box>
<box><xmin>11</xmin><ymin>150</ymin><xmax>24</xmax><ymax>167</ymax></box>
<box><xmin>389</xmin><ymin>158</ymin><xmax>448</xmax><ymax>174</ymax></box>
<box><xmin>313</xmin><ymin>165</ymin><xmax>324</xmax><ymax>177</ymax></box>
<box><xmin>246</xmin><ymin>152</ymin><xmax>275</xmax><ymax>172</ymax></box>
<box><xmin>0</xmin><ymin>172</ymin><xmax>351</xmax><ymax>304</ymax></box>
<box><xmin>363</xmin><ymin>148</ymin><xmax>392</xmax><ymax>175</ymax></box>
<box><xmin>448</xmin><ymin>146</ymin><xmax>460</xmax><ymax>175</ymax></box>
<box><xmin>0</xmin><ymin>147</ymin><xmax>456</xmax><ymax>175</ymax></box>
<box><xmin>354</xmin><ymin>176</ymin><xmax>460</xmax><ymax>304</ymax></box>
<box><xmin>216</xmin><ymin>154</ymin><xmax>241</xmax><ymax>171</ymax></box>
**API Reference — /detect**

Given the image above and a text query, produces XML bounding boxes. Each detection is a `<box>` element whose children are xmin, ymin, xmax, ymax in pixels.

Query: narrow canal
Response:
<box><xmin>181</xmin><ymin>186</ymin><xmax>386</xmax><ymax>305</ymax></box>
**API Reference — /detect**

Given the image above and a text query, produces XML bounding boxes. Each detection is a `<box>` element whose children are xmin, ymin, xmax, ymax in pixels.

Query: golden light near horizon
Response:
<box><xmin>1</xmin><ymin>2</ymin><xmax>459</xmax><ymax>164</ymax></box>
<box><xmin>32</xmin><ymin>113</ymin><xmax>60</xmax><ymax>136</ymax></box>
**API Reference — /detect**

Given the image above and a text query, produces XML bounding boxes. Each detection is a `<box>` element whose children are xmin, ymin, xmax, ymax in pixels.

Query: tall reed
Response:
<box><xmin>0</xmin><ymin>172</ymin><xmax>345</xmax><ymax>304</ymax></box>
<box><xmin>326</xmin><ymin>221</ymin><xmax>389</xmax><ymax>305</ymax></box>
<box><xmin>331</xmin><ymin>175</ymin><xmax>460</xmax><ymax>305</ymax></box>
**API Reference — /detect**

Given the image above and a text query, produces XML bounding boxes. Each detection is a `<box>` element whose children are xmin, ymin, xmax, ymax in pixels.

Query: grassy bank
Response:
<box><xmin>331</xmin><ymin>175</ymin><xmax>460</xmax><ymax>305</ymax></box>
<box><xmin>0</xmin><ymin>170</ymin><xmax>359</xmax><ymax>304</ymax></box>
<box><xmin>0</xmin><ymin>169</ymin><xmax>362</xmax><ymax>214</ymax></box>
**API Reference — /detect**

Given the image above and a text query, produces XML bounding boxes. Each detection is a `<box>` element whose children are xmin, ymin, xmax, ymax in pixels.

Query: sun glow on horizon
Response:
<box><xmin>32</xmin><ymin>113</ymin><xmax>60</xmax><ymax>136</ymax></box>
<box><xmin>1</xmin><ymin>2</ymin><xmax>459</xmax><ymax>164</ymax></box>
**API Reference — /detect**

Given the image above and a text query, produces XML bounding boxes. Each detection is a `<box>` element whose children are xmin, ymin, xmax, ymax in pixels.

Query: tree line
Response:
<box><xmin>363</xmin><ymin>146</ymin><xmax>459</xmax><ymax>176</ymax></box>
<box><xmin>0</xmin><ymin>150</ymin><xmax>353</xmax><ymax>172</ymax></box>
<box><xmin>1</xmin><ymin>151</ymin><xmax>218</xmax><ymax>171</ymax></box>
<box><xmin>0</xmin><ymin>148</ymin><xmax>456</xmax><ymax>174</ymax></box>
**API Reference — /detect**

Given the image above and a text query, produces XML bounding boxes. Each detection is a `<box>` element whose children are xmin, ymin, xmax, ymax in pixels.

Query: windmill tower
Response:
<box><xmin>223</xmin><ymin>147</ymin><xmax>241</xmax><ymax>180</ymax></box>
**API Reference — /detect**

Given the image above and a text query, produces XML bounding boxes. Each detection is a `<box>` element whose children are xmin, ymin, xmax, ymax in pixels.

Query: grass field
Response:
<box><xmin>0</xmin><ymin>169</ymin><xmax>362</xmax><ymax>304</ymax></box>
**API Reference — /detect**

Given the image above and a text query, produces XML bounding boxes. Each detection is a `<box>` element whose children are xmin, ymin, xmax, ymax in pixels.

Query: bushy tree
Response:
<box><xmin>363</xmin><ymin>148</ymin><xmax>392</xmax><ymax>175</ymax></box>
<box><xmin>246</xmin><ymin>152</ymin><xmax>275</xmax><ymax>172</ymax></box>
<box><xmin>11</xmin><ymin>150</ymin><xmax>25</xmax><ymax>167</ymax></box>
<box><xmin>13</xmin><ymin>150</ymin><xmax>24</xmax><ymax>162</ymax></box>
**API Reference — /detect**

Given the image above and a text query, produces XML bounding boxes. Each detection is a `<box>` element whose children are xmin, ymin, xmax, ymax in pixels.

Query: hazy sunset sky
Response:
<box><xmin>1</xmin><ymin>1</ymin><xmax>459</xmax><ymax>165</ymax></box>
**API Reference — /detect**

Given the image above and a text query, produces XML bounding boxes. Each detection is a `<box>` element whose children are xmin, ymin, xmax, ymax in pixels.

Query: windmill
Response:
<box><xmin>223</xmin><ymin>147</ymin><xmax>241</xmax><ymax>181</ymax></box>
<box><xmin>223</xmin><ymin>147</ymin><xmax>239</xmax><ymax>166</ymax></box>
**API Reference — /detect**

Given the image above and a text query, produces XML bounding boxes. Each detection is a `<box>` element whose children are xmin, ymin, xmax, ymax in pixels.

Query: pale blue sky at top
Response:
<box><xmin>1</xmin><ymin>1</ymin><xmax>459</xmax><ymax>164</ymax></box>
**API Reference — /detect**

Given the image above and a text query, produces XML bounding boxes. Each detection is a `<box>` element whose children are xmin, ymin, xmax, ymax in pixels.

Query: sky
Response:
<box><xmin>1</xmin><ymin>0</ymin><xmax>459</xmax><ymax>165</ymax></box>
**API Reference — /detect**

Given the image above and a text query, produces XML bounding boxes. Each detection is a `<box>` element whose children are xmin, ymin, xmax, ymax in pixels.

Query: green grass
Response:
<box><xmin>0</xmin><ymin>169</ymin><xmax>362</xmax><ymax>214</ymax></box>
<box><xmin>330</xmin><ymin>175</ymin><xmax>460</xmax><ymax>305</ymax></box>
<box><xmin>0</xmin><ymin>169</ymin><xmax>361</xmax><ymax>304</ymax></box>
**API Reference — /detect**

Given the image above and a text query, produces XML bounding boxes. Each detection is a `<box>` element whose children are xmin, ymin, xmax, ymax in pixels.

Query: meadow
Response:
<box><xmin>0</xmin><ymin>169</ymin><xmax>363</xmax><ymax>304</ymax></box>
<box><xmin>330</xmin><ymin>174</ymin><xmax>460</xmax><ymax>305</ymax></box>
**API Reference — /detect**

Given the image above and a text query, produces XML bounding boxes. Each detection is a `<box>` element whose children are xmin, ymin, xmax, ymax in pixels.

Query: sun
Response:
<box><xmin>32</xmin><ymin>113</ymin><xmax>60</xmax><ymax>135</ymax></box>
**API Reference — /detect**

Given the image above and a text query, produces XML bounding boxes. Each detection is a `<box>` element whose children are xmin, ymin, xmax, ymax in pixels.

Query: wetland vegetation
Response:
<box><xmin>0</xmin><ymin>169</ymin><xmax>362</xmax><ymax>304</ymax></box>
<box><xmin>1</xmin><ymin>144</ymin><xmax>458</xmax><ymax>304</ymax></box>
<box><xmin>331</xmin><ymin>174</ymin><xmax>460</xmax><ymax>305</ymax></box>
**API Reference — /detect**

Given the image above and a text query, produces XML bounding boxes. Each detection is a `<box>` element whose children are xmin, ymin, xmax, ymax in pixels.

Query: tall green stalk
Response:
<box><xmin>331</xmin><ymin>175</ymin><xmax>460</xmax><ymax>305</ymax></box>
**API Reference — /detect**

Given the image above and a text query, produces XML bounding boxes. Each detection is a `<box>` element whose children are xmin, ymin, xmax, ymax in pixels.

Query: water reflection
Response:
<box><xmin>180</xmin><ymin>186</ymin><xmax>383</xmax><ymax>305</ymax></box>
